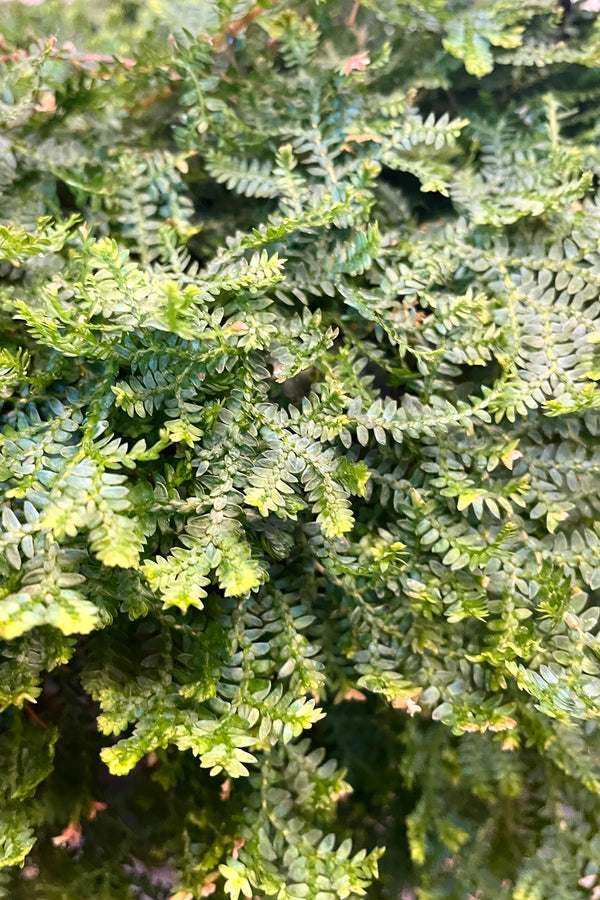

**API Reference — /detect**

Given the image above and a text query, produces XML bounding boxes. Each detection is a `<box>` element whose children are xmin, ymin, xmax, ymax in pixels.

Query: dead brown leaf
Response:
<box><xmin>343</xmin><ymin>52</ymin><xmax>370</xmax><ymax>75</ymax></box>
<box><xmin>52</xmin><ymin>821</ymin><xmax>82</xmax><ymax>849</ymax></box>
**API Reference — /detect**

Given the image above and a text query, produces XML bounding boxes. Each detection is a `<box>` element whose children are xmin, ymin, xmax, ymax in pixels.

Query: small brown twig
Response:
<box><xmin>24</xmin><ymin>702</ymin><xmax>49</xmax><ymax>730</ymax></box>
<box><xmin>348</xmin><ymin>0</ymin><xmax>361</xmax><ymax>28</ymax></box>
<box><xmin>59</xmin><ymin>47</ymin><xmax>136</xmax><ymax>68</ymax></box>
<box><xmin>212</xmin><ymin>2</ymin><xmax>276</xmax><ymax>49</ymax></box>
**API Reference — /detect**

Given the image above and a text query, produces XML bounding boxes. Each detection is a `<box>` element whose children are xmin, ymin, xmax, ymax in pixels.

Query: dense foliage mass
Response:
<box><xmin>3</xmin><ymin>0</ymin><xmax>600</xmax><ymax>897</ymax></box>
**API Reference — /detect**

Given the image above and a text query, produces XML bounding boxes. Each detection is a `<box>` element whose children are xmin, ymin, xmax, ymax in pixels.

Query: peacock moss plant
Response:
<box><xmin>2</xmin><ymin>1</ymin><xmax>600</xmax><ymax>897</ymax></box>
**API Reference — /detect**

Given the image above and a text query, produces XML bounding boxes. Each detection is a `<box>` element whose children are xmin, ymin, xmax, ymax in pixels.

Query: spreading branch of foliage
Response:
<box><xmin>2</xmin><ymin>0</ymin><xmax>600</xmax><ymax>897</ymax></box>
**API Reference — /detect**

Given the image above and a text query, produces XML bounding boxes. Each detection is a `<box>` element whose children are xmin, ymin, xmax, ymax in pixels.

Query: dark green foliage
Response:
<box><xmin>2</xmin><ymin>0</ymin><xmax>600</xmax><ymax>897</ymax></box>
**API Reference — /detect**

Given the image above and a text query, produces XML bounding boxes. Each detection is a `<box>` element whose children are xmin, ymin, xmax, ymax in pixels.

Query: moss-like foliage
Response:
<box><xmin>2</xmin><ymin>1</ymin><xmax>600</xmax><ymax>897</ymax></box>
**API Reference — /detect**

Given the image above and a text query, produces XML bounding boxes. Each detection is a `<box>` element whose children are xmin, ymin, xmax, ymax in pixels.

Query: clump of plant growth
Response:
<box><xmin>2</xmin><ymin>1</ymin><xmax>600</xmax><ymax>898</ymax></box>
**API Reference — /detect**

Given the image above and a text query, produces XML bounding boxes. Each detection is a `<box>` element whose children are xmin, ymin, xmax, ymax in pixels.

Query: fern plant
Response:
<box><xmin>2</xmin><ymin>0</ymin><xmax>600</xmax><ymax>897</ymax></box>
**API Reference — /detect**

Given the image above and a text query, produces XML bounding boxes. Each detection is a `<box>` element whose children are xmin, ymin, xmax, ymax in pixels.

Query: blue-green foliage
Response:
<box><xmin>2</xmin><ymin>0</ymin><xmax>600</xmax><ymax>897</ymax></box>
